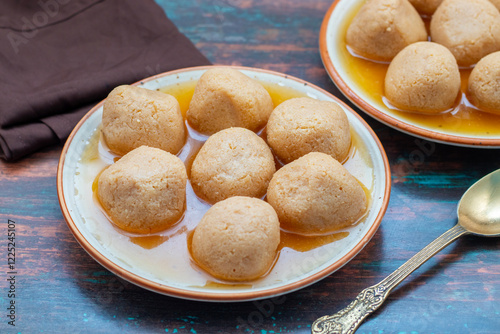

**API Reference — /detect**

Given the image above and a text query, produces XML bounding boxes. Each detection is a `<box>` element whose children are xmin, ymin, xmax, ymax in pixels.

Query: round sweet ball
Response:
<box><xmin>97</xmin><ymin>146</ymin><xmax>187</xmax><ymax>234</ymax></box>
<box><xmin>385</xmin><ymin>42</ymin><xmax>461</xmax><ymax>113</ymax></box>
<box><xmin>468</xmin><ymin>51</ymin><xmax>500</xmax><ymax>115</ymax></box>
<box><xmin>187</xmin><ymin>68</ymin><xmax>274</xmax><ymax>135</ymax></box>
<box><xmin>346</xmin><ymin>0</ymin><xmax>427</xmax><ymax>61</ymax></box>
<box><xmin>267</xmin><ymin>152</ymin><xmax>367</xmax><ymax>235</ymax></box>
<box><xmin>408</xmin><ymin>0</ymin><xmax>444</xmax><ymax>15</ymax></box>
<box><xmin>102</xmin><ymin>85</ymin><xmax>185</xmax><ymax>156</ymax></box>
<box><xmin>266</xmin><ymin>97</ymin><xmax>351</xmax><ymax>164</ymax></box>
<box><xmin>430</xmin><ymin>0</ymin><xmax>500</xmax><ymax>67</ymax></box>
<box><xmin>191</xmin><ymin>127</ymin><xmax>276</xmax><ymax>204</ymax></box>
<box><xmin>191</xmin><ymin>196</ymin><xmax>280</xmax><ymax>281</ymax></box>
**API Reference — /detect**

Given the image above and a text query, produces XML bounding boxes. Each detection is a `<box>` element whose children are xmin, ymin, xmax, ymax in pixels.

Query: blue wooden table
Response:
<box><xmin>1</xmin><ymin>0</ymin><xmax>499</xmax><ymax>333</ymax></box>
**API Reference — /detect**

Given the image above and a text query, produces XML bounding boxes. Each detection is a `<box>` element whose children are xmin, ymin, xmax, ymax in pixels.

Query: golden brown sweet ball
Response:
<box><xmin>468</xmin><ymin>51</ymin><xmax>500</xmax><ymax>115</ymax></box>
<box><xmin>102</xmin><ymin>85</ymin><xmax>185</xmax><ymax>156</ymax></box>
<box><xmin>385</xmin><ymin>42</ymin><xmax>461</xmax><ymax>113</ymax></box>
<box><xmin>186</xmin><ymin>68</ymin><xmax>274</xmax><ymax>135</ymax></box>
<box><xmin>191</xmin><ymin>196</ymin><xmax>280</xmax><ymax>281</ymax></box>
<box><xmin>430</xmin><ymin>0</ymin><xmax>500</xmax><ymax>67</ymax></box>
<box><xmin>190</xmin><ymin>127</ymin><xmax>275</xmax><ymax>204</ymax></box>
<box><xmin>97</xmin><ymin>146</ymin><xmax>187</xmax><ymax>234</ymax></box>
<box><xmin>267</xmin><ymin>152</ymin><xmax>367</xmax><ymax>235</ymax></box>
<box><xmin>266</xmin><ymin>97</ymin><xmax>351</xmax><ymax>164</ymax></box>
<box><xmin>346</xmin><ymin>0</ymin><xmax>427</xmax><ymax>61</ymax></box>
<box><xmin>408</xmin><ymin>0</ymin><xmax>444</xmax><ymax>15</ymax></box>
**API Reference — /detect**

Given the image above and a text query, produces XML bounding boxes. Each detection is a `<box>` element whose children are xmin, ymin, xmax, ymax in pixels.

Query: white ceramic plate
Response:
<box><xmin>320</xmin><ymin>0</ymin><xmax>500</xmax><ymax>148</ymax></box>
<box><xmin>57</xmin><ymin>66</ymin><xmax>391</xmax><ymax>302</ymax></box>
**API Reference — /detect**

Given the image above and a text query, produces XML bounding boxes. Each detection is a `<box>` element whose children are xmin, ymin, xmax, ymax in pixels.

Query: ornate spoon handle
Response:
<box><xmin>311</xmin><ymin>224</ymin><xmax>468</xmax><ymax>334</ymax></box>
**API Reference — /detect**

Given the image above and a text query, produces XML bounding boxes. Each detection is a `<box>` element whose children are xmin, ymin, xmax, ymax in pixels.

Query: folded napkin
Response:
<box><xmin>0</xmin><ymin>0</ymin><xmax>211</xmax><ymax>161</ymax></box>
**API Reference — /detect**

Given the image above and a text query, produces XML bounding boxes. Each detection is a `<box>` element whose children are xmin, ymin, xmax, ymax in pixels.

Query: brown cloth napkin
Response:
<box><xmin>0</xmin><ymin>0</ymin><xmax>211</xmax><ymax>161</ymax></box>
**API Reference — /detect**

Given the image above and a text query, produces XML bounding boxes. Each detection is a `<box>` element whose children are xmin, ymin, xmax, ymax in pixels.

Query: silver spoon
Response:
<box><xmin>312</xmin><ymin>169</ymin><xmax>500</xmax><ymax>334</ymax></box>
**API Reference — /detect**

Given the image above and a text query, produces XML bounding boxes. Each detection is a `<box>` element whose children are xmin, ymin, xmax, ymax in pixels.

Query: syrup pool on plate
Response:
<box><xmin>337</xmin><ymin>2</ymin><xmax>500</xmax><ymax>137</ymax></box>
<box><xmin>74</xmin><ymin>79</ymin><xmax>376</xmax><ymax>289</ymax></box>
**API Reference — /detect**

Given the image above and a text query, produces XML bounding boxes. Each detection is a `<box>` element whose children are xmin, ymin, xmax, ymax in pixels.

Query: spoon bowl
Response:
<box><xmin>458</xmin><ymin>169</ymin><xmax>500</xmax><ymax>236</ymax></box>
<box><xmin>312</xmin><ymin>169</ymin><xmax>500</xmax><ymax>334</ymax></box>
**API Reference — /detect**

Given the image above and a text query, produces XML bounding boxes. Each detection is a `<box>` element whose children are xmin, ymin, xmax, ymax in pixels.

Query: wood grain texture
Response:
<box><xmin>1</xmin><ymin>0</ymin><xmax>499</xmax><ymax>333</ymax></box>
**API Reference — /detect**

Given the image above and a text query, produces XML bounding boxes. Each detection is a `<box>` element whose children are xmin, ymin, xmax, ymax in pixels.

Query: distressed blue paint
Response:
<box><xmin>91</xmin><ymin>271</ymin><xmax>114</xmax><ymax>277</ymax></box>
<box><xmin>81</xmin><ymin>278</ymin><xmax>107</xmax><ymax>284</ymax></box>
<box><xmin>394</xmin><ymin>173</ymin><xmax>477</xmax><ymax>189</ymax></box>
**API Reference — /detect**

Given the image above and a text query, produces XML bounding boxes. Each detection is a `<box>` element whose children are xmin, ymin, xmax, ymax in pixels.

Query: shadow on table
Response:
<box><xmin>362</xmin><ymin>233</ymin><xmax>499</xmax><ymax>328</ymax></box>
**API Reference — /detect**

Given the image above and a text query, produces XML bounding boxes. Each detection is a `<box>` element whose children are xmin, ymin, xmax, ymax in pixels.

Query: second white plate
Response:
<box><xmin>320</xmin><ymin>0</ymin><xmax>500</xmax><ymax>148</ymax></box>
